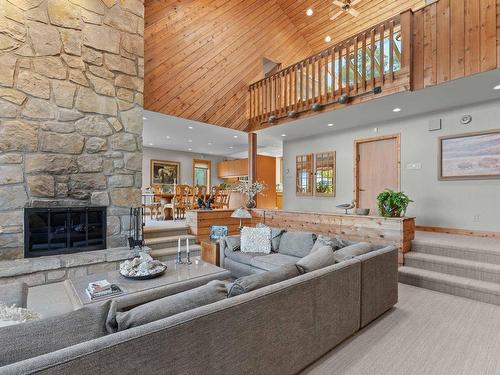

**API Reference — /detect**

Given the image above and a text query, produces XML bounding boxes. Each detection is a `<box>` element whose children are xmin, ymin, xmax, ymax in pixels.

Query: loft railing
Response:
<box><xmin>248</xmin><ymin>11</ymin><xmax>412</xmax><ymax>127</ymax></box>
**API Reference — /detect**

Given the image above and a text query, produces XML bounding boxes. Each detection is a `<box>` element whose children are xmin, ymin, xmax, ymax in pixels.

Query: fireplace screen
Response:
<box><xmin>24</xmin><ymin>207</ymin><xmax>106</xmax><ymax>258</ymax></box>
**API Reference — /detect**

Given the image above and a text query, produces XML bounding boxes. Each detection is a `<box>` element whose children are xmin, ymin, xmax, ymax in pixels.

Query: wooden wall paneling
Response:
<box><xmin>256</xmin><ymin>155</ymin><xmax>277</xmax><ymax>208</ymax></box>
<box><xmin>498</xmin><ymin>0</ymin><xmax>500</xmax><ymax>67</ymax></box>
<box><xmin>450</xmin><ymin>0</ymin><xmax>466</xmax><ymax>80</ymax></box>
<box><xmin>436</xmin><ymin>0</ymin><xmax>451</xmax><ymax>83</ymax></box>
<box><xmin>480</xmin><ymin>0</ymin><xmax>498</xmax><ymax>71</ymax></box>
<box><xmin>464</xmin><ymin>0</ymin><xmax>481</xmax><ymax>76</ymax></box>
<box><xmin>412</xmin><ymin>9</ymin><xmax>425</xmax><ymax>90</ymax></box>
<box><xmin>423</xmin><ymin>3</ymin><xmax>437</xmax><ymax>88</ymax></box>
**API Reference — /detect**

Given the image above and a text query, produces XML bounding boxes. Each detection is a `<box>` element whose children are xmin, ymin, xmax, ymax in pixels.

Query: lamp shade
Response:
<box><xmin>231</xmin><ymin>207</ymin><xmax>252</xmax><ymax>219</ymax></box>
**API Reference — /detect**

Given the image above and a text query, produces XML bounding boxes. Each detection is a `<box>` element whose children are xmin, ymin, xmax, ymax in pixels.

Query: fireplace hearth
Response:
<box><xmin>24</xmin><ymin>207</ymin><xmax>107</xmax><ymax>258</ymax></box>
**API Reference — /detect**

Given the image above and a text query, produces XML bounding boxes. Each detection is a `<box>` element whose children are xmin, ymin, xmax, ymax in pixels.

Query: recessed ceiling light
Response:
<box><xmin>188</xmin><ymin>126</ymin><xmax>193</xmax><ymax>129</ymax></box>
<box><xmin>233</xmin><ymin>135</ymin><xmax>238</xmax><ymax>138</ymax></box>
<box><xmin>306</xmin><ymin>8</ymin><xmax>313</xmax><ymax>16</ymax></box>
<box><xmin>188</xmin><ymin>148</ymin><xmax>192</xmax><ymax>151</ymax></box>
<box><xmin>281</xmin><ymin>134</ymin><xmax>287</xmax><ymax>137</ymax></box>
<box><xmin>188</xmin><ymin>139</ymin><xmax>193</xmax><ymax>143</ymax></box>
<box><xmin>392</xmin><ymin>107</ymin><xmax>402</xmax><ymax>112</ymax></box>
<box><xmin>327</xmin><ymin>123</ymin><xmax>334</xmax><ymax>127</ymax></box>
<box><xmin>208</xmin><ymin>142</ymin><xmax>213</xmax><ymax>146</ymax></box>
<box><xmin>143</xmin><ymin>117</ymin><xmax>147</xmax><ymax>120</ymax></box>
<box><xmin>148</xmin><ymin>143</ymin><xmax>153</xmax><ymax>146</ymax></box>
<box><xmin>166</xmin><ymin>135</ymin><xmax>170</xmax><ymax>139</ymax></box>
<box><xmin>229</xmin><ymin>146</ymin><xmax>233</xmax><ymax>149</ymax></box>
<box><xmin>325</xmin><ymin>35</ymin><xmax>332</xmax><ymax>43</ymax></box>
<box><xmin>494</xmin><ymin>84</ymin><xmax>500</xmax><ymax>90</ymax></box>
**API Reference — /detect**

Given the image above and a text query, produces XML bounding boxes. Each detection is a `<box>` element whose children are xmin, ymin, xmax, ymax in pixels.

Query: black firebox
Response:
<box><xmin>24</xmin><ymin>207</ymin><xmax>107</xmax><ymax>258</ymax></box>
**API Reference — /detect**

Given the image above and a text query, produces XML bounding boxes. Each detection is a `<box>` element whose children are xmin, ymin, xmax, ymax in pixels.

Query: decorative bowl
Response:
<box><xmin>120</xmin><ymin>265</ymin><xmax>167</xmax><ymax>280</ymax></box>
<box><xmin>355</xmin><ymin>208</ymin><xmax>370</xmax><ymax>216</ymax></box>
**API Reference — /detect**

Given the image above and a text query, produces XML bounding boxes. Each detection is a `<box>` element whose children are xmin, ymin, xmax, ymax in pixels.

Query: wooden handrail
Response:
<box><xmin>248</xmin><ymin>12</ymin><xmax>410</xmax><ymax>126</ymax></box>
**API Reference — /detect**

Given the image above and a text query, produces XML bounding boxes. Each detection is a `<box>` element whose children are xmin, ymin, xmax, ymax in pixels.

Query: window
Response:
<box><xmin>315</xmin><ymin>151</ymin><xmax>336</xmax><ymax>196</ymax></box>
<box><xmin>192</xmin><ymin>159</ymin><xmax>211</xmax><ymax>189</ymax></box>
<box><xmin>296</xmin><ymin>154</ymin><xmax>313</xmax><ymax>195</ymax></box>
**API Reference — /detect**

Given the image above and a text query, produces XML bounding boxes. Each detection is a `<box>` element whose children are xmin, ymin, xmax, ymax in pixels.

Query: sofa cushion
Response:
<box><xmin>107</xmin><ymin>280</ymin><xmax>227</xmax><ymax>333</ymax></box>
<box><xmin>0</xmin><ymin>282</ymin><xmax>28</xmax><ymax>308</ymax></box>
<box><xmin>251</xmin><ymin>253</ymin><xmax>300</xmax><ymax>271</ymax></box>
<box><xmin>278</xmin><ymin>231</ymin><xmax>317</xmax><ymax>258</ymax></box>
<box><xmin>224</xmin><ymin>235</ymin><xmax>241</xmax><ymax>252</ymax></box>
<box><xmin>228</xmin><ymin>264</ymin><xmax>300</xmax><ymax>297</ymax></box>
<box><xmin>334</xmin><ymin>242</ymin><xmax>373</xmax><ymax>263</ymax></box>
<box><xmin>0</xmin><ymin>300</ymin><xmax>111</xmax><ymax>367</ymax></box>
<box><xmin>241</xmin><ymin>226</ymin><xmax>272</xmax><ymax>254</ymax></box>
<box><xmin>225</xmin><ymin>248</ymin><xmax>268</xmax><ymax>266</ymax></box>
<box><xmin>310</xmin><ymin>235</ymin><xmax>350</xmax><ymax>253</ymax></box>
<box><xmin>296</xmin><ymin>245</ymin><xmax>336</xmax><ymax>274</ymax></box>
<box><xmin>256</xmin><ymin>223</ymin><xmax>286</xmax><ymax>252</ymax></box>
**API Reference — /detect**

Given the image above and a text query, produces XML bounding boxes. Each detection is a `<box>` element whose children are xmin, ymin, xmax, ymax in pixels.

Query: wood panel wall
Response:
<box><xmin>144</xmin><ymin>0</ymin><xmax>314</xmax><ymax>131</ymax></box>
<box><xmin>278</xmin><ymin>0</ymin><xmax>425</xmax><ymax>53</ymax></box>
<box><xmin>412</xmin><ymin>0</ymin><xmax>498</xmax><ymax>90</ymax></box>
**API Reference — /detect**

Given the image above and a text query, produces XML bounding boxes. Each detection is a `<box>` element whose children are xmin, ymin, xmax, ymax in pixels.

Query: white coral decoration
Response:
<box><xmin>0</xmin><ymin>304</ymin><xmax>40</xmax><ymax>323</ymax></box>
<box><xmin>234</xmin><ymin>181</ymin><xmax>266</xmax><ymax>198</ymax></box>
<box><xmin>120</xmin><ymin>251</ymin><xmax>166</xmax><ymax>277</ymax></box>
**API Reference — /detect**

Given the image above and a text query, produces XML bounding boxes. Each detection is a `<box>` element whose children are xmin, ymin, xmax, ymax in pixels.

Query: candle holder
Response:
<box><xmin>175</xmin><ymin>237</ymin><xmax>184</xmax><ymax>264</ymax></box>
<box><xmin>185</xmin><ymin>237</ymin><xmax>192</xmax><ymax>265</ymax></box>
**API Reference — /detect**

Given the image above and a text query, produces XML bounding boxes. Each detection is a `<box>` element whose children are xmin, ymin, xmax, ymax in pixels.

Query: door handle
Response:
<box><xmin>359</xmin><ymin>188</ymin><xmax>366</xmax><ymax>192</ymax></box>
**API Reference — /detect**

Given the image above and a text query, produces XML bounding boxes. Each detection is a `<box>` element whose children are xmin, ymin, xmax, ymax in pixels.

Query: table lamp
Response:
<box><xmin>231</xmin><ymin>207</ymin><xmax>252</xmax><ymax>230</ymax></box>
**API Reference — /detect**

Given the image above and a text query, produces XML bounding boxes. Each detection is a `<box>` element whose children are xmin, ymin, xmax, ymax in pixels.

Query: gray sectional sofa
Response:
<box><xmin>0</xmin><ymin>233</ymin><xmax>398</xmax><ymax>374</ymax></box>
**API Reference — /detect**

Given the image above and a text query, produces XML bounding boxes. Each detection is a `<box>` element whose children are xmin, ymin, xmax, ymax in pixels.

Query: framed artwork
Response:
<box><xmin>150</xmin><ymin>160</ymin><xmax>180</xmax><ymax>188</ymax></box>
<box><xmin>439</xmin><ymin>130</ymin><xmax>500</xmax><ymax>180</ymax></box>
<box><xmin>210</xmin><ymin>225</ymin><xmax>228</xmax><ymax>241</ymax></box>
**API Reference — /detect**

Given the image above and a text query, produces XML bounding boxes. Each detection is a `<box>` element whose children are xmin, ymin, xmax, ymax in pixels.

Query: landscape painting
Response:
<box><xmin>150</xmin><ymin>160</ymin><xmax>180</xmax><ymax>188</ymax></box>
<box><xmin>439</xmin><ymin>130</ymin><xmax>500</xmax><ymax>180</ymax></box>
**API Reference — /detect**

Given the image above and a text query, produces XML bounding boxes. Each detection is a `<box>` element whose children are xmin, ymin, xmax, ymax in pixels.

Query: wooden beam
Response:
<box><xmin>248</xmin><ymin>132</ymin><xmax>257</xmax><ymax>184</ymax></box>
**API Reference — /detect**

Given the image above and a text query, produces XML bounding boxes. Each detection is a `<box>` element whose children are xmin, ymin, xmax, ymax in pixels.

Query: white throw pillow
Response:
<box><xmin>240</xmin><ymin>227</ymin><xmax>272</xmax><ymax>254</ymax></box>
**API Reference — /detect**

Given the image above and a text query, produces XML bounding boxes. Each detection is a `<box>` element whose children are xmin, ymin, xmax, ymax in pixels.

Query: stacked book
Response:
<box><xmin>85</xmin><ymin>280</ymin><xmax>122</xmax><ymax>300</ymax></box>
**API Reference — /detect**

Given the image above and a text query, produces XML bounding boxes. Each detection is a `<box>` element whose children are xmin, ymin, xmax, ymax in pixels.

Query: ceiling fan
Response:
<box><xmin>330</xmin><ymin>0</ymin><xmax>362</xmax><ymax>20</ymax></box>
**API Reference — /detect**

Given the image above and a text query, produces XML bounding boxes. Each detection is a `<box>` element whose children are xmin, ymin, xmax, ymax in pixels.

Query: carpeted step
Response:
<box><xmin>143</xmin><ymin>225</ymin><xmax>190</xmax><ymax>239</ymax></box>
<box><xmin>150</xmin><ymin>245</ymin><xmax>201</xmax><ymax>262</ymax></box>
<box><xmin>145</xmin><ymin>235</ymin><xmax>196</xmax><ymax>250</ymax></box>
<box><xmin>399</xmin><ymin>266</ymin><xmax>500</xmax><ymax>306</ymax></box>
<box><xmin>405</xmin><ymin>252</ymin><xmax>500</xmax><ymax>283</ymax></box>
<box><xmin>411</xmin><ymin>238</ymin><xmax>500</xmax><ymax>265</ymax></box>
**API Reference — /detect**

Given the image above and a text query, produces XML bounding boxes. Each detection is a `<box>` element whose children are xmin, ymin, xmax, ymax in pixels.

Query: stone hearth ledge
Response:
<box><xmin>0</xmin><ymin>247</ymin><xmax>151</xmax><ymax>287</ymax></box>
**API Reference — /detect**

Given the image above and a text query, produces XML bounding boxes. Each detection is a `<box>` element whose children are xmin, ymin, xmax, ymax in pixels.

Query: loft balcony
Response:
<box><xmin>248</xmin><ymin>0</ymin><xmax>500</xmax><ymax>130</ymax></box>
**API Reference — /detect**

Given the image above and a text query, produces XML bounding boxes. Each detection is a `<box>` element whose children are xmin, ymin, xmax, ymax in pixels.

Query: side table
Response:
<box><xmin>201</xmin><ymin>240</ymin><xmax>220</xmax><ymax>266</ymax></box>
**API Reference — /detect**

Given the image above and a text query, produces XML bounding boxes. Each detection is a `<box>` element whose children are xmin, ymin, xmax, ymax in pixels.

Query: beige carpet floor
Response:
<box><xmin>302</xmin><ymin>283</ymin><xmax>500</xmax><ymax>375</ymax></box>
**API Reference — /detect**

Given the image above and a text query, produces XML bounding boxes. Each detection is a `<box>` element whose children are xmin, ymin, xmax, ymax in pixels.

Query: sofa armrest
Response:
<box><xmin>218</xmin><ymin>238</ymin><xmax>227</xmax><ymax>268</ymax></box>
<box><xmin>355</xmin><ymin>246</ymin><xmax>398</xmax><ymax>328</ymax></box>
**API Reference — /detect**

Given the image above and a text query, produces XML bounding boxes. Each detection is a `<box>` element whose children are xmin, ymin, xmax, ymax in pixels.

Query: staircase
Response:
<box><xmin>399</xmin><ymin>232</ymin><xmax>500</xmax><ymax>305</ymax></box>
<box><xmin>144</xmin><ymin>225</ymin><xmax>200</xmax><ymax>262</ymax></box>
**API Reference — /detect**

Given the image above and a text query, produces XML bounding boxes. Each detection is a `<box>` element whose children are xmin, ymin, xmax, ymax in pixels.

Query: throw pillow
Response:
<box><xmin>310</xmin><ymin>235</ymin><xmax>350</xmax><ymax>253</ymax></box>
<box><xmin>296</xmin><ymin>245</ymin><xmax>335</xmax><ymax>274</ymax></box>
<box><xmin>278</xmin><ymin>231</ymin><xmax>317</xmax><ymax>258</ymax></box>
<box><xmin>240</xmin><ymin>226</ymin><xmax>272</xmax><ymax>254</ymax></box>
<box><xmin>0</xmin><ymin>300</ymin><xmax>111</xmax><ymax>367</ymax></box>
<box><xmin>227</xmin><ymin>264</ymin><xmax>300</xmax><ymax>297</ymax></box>
<box><xmin>224</xmin><ymin>235</ymin><xmax>241</xmax><ymax>252</ymax></box>
<box><xmin>333</xmin><ymin>242</ymin><xmax>373</xmax><ymax>263</ymax></box>
<box><xmin>107</xmin><ymin>280</ymin><xmax>227</xmax><ymax>333</ymax></box>
<box><xmin>256</xmin><ymin>223</ymin><xmax>286</xmax><ymax>252</ymax></box>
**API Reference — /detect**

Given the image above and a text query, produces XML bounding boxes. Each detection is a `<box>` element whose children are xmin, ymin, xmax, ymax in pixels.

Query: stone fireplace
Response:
<box><xmin>0</xmin><ymin>1</ymin><xmax>145</xmax><ymax>260</ymax></box>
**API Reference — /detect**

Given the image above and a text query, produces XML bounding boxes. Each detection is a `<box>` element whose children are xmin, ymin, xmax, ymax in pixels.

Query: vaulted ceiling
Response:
<box><xmin>144</xmin><ymin>0</ymin><xmax>425</xmax><ymax>131</ymax></box>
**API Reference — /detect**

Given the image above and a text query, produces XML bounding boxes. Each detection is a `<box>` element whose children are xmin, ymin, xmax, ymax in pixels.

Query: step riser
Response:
<box><xmin>154</xmin><ymin>249</ymin><xmax>201</xmax><ymax>263</ymax></box>
<box><xmin>412</xmin><ymin>244</ymin><xmax>500</xmax><ymax>265</ymax></box>
<box><xmin>147</xmin><ymin>239</ymin><xmax>196</xmax><ymax>251</ymax></box>
<box><xmin>405</xmin><ymin>258</ymin><xmax>500</xmax><ymax>284</ymax></box>
<box><xmin>399</xmin><ymin>273</ymin><xmax>500</xmax><ymax>306</ymax></box>
<box><xmin>144</xmin><ymin>229</ymin><xmax>190</xmax><ymax>239</ymax></box>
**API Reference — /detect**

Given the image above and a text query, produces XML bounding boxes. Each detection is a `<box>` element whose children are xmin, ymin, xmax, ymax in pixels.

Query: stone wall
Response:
<box><xmin>0</xmin><ymin>0</ymin><xmax>144</xmax><ymax>259</ymax></box>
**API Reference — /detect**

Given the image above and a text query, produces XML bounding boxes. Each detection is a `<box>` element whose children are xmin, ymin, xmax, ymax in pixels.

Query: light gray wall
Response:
<box><xmin>283</xmin><ymin>100</ymin><xmax>500</xmax><ymax>232</ymax></box>
<box><xmin>142</xmin><ymin>147</ymin><xmax>228</xmax><ymax>189</ymax></box>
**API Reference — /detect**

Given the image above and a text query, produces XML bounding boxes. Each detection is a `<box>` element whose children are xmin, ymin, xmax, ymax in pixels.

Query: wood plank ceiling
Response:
<box><xmin>144</xmin><ymin>0</ymin><xmax>425</xmax><ymax>131</ymax></box>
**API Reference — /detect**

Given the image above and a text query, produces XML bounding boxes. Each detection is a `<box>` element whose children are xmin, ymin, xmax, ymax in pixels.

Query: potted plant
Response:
<box><xmin>234</xmin><ymin>181</ymin><xmax>266</xmax><ymax>208</ymax></box>
<box><xmin>376</xmin><ymin>189</ymin><xmax>413</xmax><ymax>217</ymax></box>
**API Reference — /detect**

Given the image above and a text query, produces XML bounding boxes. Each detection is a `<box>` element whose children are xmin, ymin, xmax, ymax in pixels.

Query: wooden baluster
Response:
<box><xmin>338</xmin><ymin>44</ymin><xmax>343</xmax><ymax>94</ymax></box>
<box><xmin>389</xmin><ymin>20</ymin><xmax>395</xmax><ymax>82</ymax></box>
<box><xmin>268</xmin><ymin>77</ymin><xmax>272</xmax><ymax>118</ymax></box>
<box><xmin>312</xmin><ymin>57</ymin><xmax>316</xmax><ymax>103</ymax></box>
<box><xmin>325</xmin><ymin>49</ymin><xmax>330</xmax><ymax>102</ymax></box>
<box><xmin>370</xmin><ymin>29</ymin><xmax>375</xmax><ymax>88</ymax></box>
<box><xmin>379</xmin><ymin>24</ymin><xmax>385</xmax><ymax>85</ymax></box>
<box><xmin>331</xmin><ymin>47</ymin><xmax>336</xmax><ymax>100</ymax></box>
<box><xmin>318</xmin><ymin>54</ymin><xmax>322</xmax><ymax>103</ymax></box>
<box><xmin>362</xmin><ymin>33</ymin><xmax>367</xmax><ymax>91</ymax></box>
<box><xmin>299</xmin><ymin>63</ymin><xmax>303</xmax><ymax>111</ymax></box>
<box><xmin>273</xmin><ymin>75</ymin><xmax>277</xmax><ymax>118</ymax></box>
<box><xmin>306</xmin><ymin>59</ymin><xmax>310</xmax><ymax>105</ymax></box>
<box><xmin>249</xmin><ymin>86</ymin><xmax>253</xmax><ymax>123</ymax></box>
<box><xmin>353</xmin><ymin>36</ymin><xmax>358</xmax><ymax>94</ymax></box>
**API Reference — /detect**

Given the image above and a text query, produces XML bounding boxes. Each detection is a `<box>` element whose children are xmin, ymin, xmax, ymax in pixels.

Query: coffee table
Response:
<box><xmin>63</xmin><ymin>257</ymin><xmax>231</xmax><ymax>310</ymax></box>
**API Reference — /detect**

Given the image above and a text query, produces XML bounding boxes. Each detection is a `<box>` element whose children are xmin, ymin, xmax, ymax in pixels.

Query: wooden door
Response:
<box><xmin>355</xmin><ymin>135</ymin><xmax>400</xmax><ymax>215</ymax></box>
